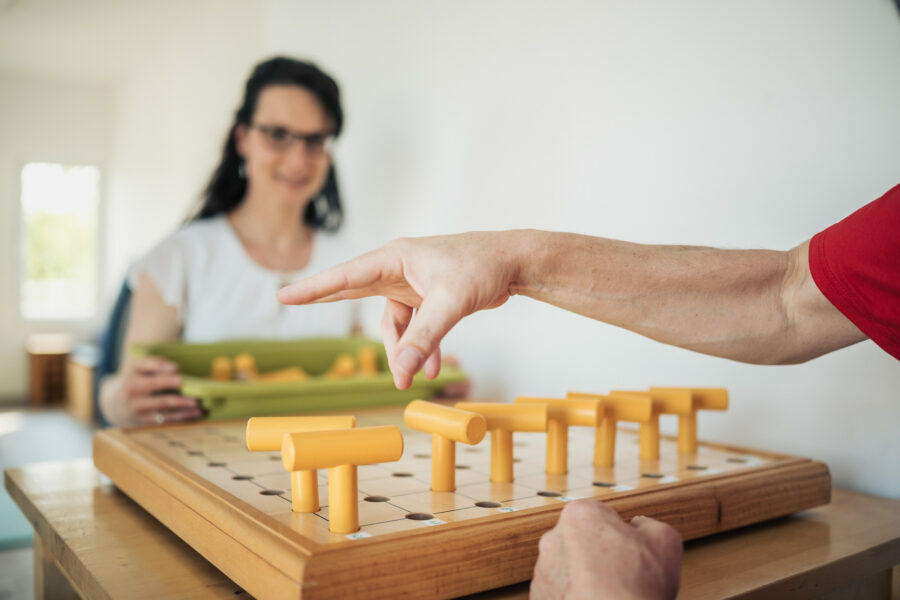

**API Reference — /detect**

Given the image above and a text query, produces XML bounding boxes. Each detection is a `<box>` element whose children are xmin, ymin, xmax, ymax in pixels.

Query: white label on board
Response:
<box><xmin>345</xmin><ymin>531</ymin><xmax>373</xmax><ymax>540</ymax></box>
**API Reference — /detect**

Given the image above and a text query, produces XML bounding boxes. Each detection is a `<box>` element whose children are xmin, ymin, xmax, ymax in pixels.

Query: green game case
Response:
<box><xmin>131</xmin><ymin>337</ymin><xmax>467</xmax><ymax>420</ymax></box>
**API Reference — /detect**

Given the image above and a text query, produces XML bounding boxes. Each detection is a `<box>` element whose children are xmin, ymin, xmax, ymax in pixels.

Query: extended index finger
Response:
<box><xmin>276</xmin><ymin>250</ymin><xmax>389</xmax><ymax>305</ymax></box>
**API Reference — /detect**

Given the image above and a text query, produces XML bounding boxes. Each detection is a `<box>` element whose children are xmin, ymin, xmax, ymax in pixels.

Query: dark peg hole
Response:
<box><xmin>686</xmin><ymin>465</ymin><xmax>708</xmax><ymax>471</ymax></box>
<box><xmin>187</xmin><ymin>450</ymin><xmax>204</xmax><ymax>456</ymax></box>
<box><xmin>405</xmin><ymin>512</ymin><xmax>435</xmax><ymax>521</ymax></box>
<box><xmin>232</xmin><ymin>475</ymin><xmax>254</xmax><ymax>481</ymax></box>
<box><xmin>364</xmin><ymin>496</ymin><xmax>390</xmax><ymax>502</ymax></box>
<box><xmin>456</xmin><ymin>465</ymin><xmax>470</xmax><ymax>470</ymax></box>
<box><xmin>537</xmin><ymin>490</ymin><xmax>562</xmax><ymax>497</ymax></box>
<box><xmin>593</xmin><ymin>481</ymin><xmax>616</xmax><ymax>487</ymax></box>
<box><xmin>168</xmin><ymin>441</ymin><xmax>185</xmax><ymax>447</ymax></box>
<box><xmin>207</xmin><ymin>462</ymin><xmax>227</xmax><ymax>467</ymax></box>
<box><xmin>392</xmin><ymin>472</ymin><xmax>414</xmax><ymax>478</ymax></box>
<box><xmin>224</xmin><ymin>436</ymin><xmax>241</xmax><ymax>443</ymax></box>
<box><xmin>513</xmin><ymin>441</ymin><xmax>528</xmax><ymax>448</ymax></box>
<box><xmin>259</xmin><ymin>489</ymin><xmax>283</xmax><ymax>496</ymax></box>
<box><xmin>727</xmin><ymin>457</ymin><xmax>748</xmax><ymax>464</ymax></box>
<box><xmin>513</xmin><ymin>458</ymin><xmax>523</xmax><ymax>464</ymax></box>
<box><xmin>641</xmin><ymin>473</ymin><xmax>664</xmax><ymax>479</ymax></box>
<box><xmin>151</xmin><ymin>432</ymin><xmax>168</xmax><ymax>439</ymax></box>
<box><xmin>463</xmin><ymin>447</ymin><xmax>482</xmax><ymax>453</ymax></box>
<box><xmin>413</xmin><ymin>453</ymin><xmax>431</xmax><ymax>459</ymax></box>
<box><xmin>268</xmin><ymin>455</ymin><xmax>281</xmax><ymax>461</ymax></box>
<box><xmin>475</xmin><ymin>501</ymin><xmax>501</xmax><ymax>508</ymax></box>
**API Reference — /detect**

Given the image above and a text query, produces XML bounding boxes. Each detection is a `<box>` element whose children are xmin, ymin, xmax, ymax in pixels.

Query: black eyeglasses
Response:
<box><xmin>249</xmin><ymin>123</ymin><xmax>335</xmax><ymax>155</ymax></box>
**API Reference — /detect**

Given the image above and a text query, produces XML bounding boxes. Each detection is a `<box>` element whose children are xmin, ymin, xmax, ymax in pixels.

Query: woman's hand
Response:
<box><xmin>112</xmin><ymin>356</ymin><xmax>202</xmax><ymax>426</ymax></box>
<box><xmin>278</xmin><ymin>232</ymin><xmax>523</xmax><ymax>389</ymax></box>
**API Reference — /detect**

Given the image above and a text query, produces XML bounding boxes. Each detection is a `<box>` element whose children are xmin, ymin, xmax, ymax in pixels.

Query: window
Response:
<box><xmin>20</xmin><ymin>162</ymin><xmax>100</xmax><ymax>320</ymax></box>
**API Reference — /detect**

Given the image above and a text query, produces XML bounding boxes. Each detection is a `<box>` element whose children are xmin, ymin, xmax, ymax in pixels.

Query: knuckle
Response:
<box><xmin>661</xmin><ymin>524</ymin><xmax>683</xmax><ymax>557</ymax></box>
<box><xmin>537</xmin><ymin>531</ymin><xmax>554</xmax><ymax>555</ymax></box>
<box><xmin>561</xmin><ymin>498</ymin><xmax>595</xmax><ymax>522</ymax></box>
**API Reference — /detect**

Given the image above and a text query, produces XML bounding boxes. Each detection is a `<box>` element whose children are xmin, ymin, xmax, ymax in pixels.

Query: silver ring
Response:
<box><xmin>154</xmin><ymin>411</ymin><xmax>165</xmax><ymax>424</ymax></box>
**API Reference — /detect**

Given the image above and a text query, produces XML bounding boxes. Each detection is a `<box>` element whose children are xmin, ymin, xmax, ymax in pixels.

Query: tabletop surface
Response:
<box><xmin>6</xmin><ymin>459</ymin><xmax>900</xmax><ymax>599</ymax></box>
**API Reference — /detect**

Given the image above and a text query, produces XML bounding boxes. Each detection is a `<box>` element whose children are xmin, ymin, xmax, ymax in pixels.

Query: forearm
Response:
<box><xmin>507</xmin><ymin>230</ymin><xmax>798</xmax><ymax>363</ymax></box>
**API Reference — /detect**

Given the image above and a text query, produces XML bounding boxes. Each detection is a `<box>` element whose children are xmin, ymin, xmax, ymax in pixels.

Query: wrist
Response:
<box><xmin>504</xmin><ymin>229</ymin><xmax>551</xmax><ymax>298</ymax></box>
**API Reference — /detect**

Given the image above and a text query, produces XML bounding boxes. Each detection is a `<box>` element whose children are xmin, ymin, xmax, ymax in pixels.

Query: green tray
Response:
<box><xmin>132</xmin><ymin>337</ymin><xmax>467</xmax><ymax>420</ymax></box>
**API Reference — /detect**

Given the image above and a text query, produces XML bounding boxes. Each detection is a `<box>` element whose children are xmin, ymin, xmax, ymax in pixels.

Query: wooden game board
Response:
<box><xmin>93</xmin><ymin>406</ymin><xmax>831</xmax><ymax>599</ymax></box>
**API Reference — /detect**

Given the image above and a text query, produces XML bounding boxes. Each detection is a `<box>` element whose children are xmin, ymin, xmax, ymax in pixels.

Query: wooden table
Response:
<box><xmin>5</xmin><ymin>459</ymin><xmax>900</xmax><ymax>599</ymax></box>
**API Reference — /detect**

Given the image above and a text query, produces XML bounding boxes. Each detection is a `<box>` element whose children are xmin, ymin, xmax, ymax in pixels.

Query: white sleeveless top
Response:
<box><xmin>128</xmin><ymin>215</ymin><xmax>359</xmax><ymax>342</ymax></box>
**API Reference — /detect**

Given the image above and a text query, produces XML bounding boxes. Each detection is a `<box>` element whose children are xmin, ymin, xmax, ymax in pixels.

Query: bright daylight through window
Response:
<box><xmin>20</xmin><ymin>162</ymin><xmax>100</xmax><ymax>320</ymax></box>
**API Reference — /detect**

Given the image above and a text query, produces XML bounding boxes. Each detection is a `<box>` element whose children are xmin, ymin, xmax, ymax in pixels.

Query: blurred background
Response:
<box><xmin>0</xmin><ymin>0</ymin><xmax>898</xmax><ymax>553</ymax></box>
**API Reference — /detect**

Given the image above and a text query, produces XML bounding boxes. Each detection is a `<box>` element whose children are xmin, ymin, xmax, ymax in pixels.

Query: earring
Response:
<box><xmin>238</xmin><ymin>160</ymin><xmax>247</xmax><ymax>179</ymax></box>
<box><xmin>313</xmin><ymin>195</ymin><xmax>329</xmax><ymax>218</ymax></box>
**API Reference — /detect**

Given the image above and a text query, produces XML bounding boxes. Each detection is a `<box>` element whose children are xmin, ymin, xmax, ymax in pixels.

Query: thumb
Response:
<box><xmin>393</xmin><ymin>289</ymin><xmax>466</xmax><ymax>380</ymax></box>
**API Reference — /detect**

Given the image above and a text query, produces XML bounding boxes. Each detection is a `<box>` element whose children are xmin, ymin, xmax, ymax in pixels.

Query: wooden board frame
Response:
<box><xmin>93</xmin><ymin>410</ymin><xmax>831</xmax><ymax>599</ymax></box>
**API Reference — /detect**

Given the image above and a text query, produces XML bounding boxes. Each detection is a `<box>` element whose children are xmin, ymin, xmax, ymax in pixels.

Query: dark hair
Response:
<box><xmin>193</xmin><ymin>57</ymin><xmax>344</xmax><ymax>232</ymax></box>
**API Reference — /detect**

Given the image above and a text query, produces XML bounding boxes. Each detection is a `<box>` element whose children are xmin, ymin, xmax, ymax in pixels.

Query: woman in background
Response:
<box><xmin>100</xmin><ymin>57</ymin><xmax>360</xmax><ymax>426</ymax></box>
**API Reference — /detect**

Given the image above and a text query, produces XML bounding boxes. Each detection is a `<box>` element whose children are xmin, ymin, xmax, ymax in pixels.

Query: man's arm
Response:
<box><xmin>277</xmin><ymin>230</ymin><xmax>866</xmax><ymax>387</ymax></box>
<box><xmin>514</xmin><ymin>232</ymin><xmax>866</xmax><ymax>364</ymax></box>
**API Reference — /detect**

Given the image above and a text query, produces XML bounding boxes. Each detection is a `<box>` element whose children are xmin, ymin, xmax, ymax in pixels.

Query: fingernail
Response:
<box><xmin>396</xmin><ymin>347</ymin><xmax>423</xmax><ymax>375</ymax></box>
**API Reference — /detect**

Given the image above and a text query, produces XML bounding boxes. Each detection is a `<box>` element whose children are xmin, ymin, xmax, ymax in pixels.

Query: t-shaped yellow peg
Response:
<box><xmin>455</xmin><ymin>402</ymin><xmax>547</xmax><ymax>483</ymax></box>
<box><xmin>648</xmin><ymin>387</ymin><xmax>729</xmax><ymax>454</ymax></box>
<box><xmin>514</xmin><ymin>396</ymin><xmax>601</xmax><ymax>475</ymax></box>
<box><xmin>282</xmin><ymin>426</ymin><xmax>404</xmax><ymax>534</ymax></box>
<box><xmin>566</xmin><ymin>392</ymin><xmax>655</xmax><ymax>465</ymax></box>
<box><xmin>210</xmin><ymin>356</ymin><xmax>232</xmax><ymax>381</ymax></box>
<box><xmin>607</xmin><ymin>391</ymin><xmax>666</xmax><ymax>461</ymax></box>
<box><xmin>404</xmin><ymin>400</ymin><xmax>487</xmax><ymax>492</ymax></box>
<box><xmin>245</xmin><ymin>415</ymin><xmax>356</xmax><ymax>513</ymax></box>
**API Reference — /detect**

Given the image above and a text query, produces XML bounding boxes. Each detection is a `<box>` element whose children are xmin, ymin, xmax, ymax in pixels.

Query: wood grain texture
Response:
<box><xmin>8</xmin><ymin>462</ymin><xmax>900</xmax><ymax>600</ymax></box>
<box><xmin>4</xmin><ymin>461</ymin><xmax>245</xmax><ymax>599</ymax></box>
<box><xmin>91</xmin><ymin>407</ymin><xmax>832</xmax><ymax>599</ymax></box>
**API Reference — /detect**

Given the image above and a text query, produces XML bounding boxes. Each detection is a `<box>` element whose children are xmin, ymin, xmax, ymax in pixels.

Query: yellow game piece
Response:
<box><xmin>404</xmin><ymin>400</ymin><xmax>487</xmax><ymax>492</ymax></box>
<box><xmin>607</xmin><ymin>391</ymin><xmax>662</xmax><ymax>461</ymax></box>
<box><xmin>245</xmin><ymin>415</ymin><xmax>356</xmax><ymax>513</ymax></box>
<box><xmin>566</xmin><ymin>392</ymin><xmax>655</xmax><ymax>466</ymax></box>
<box><xmin>210</xmin><ymin>356</ymin><xmax>233</xmax><ymax>381</ymax></box>
<box><xmin>514</xmin><ymin>396</ymin><xmax>601</xmax><ymax>475</ymax></box>
<box><xmin>357</xmin><ymin>347</ymin><xmax>379</xmax><ymax>377</ymax></box>
<box><xmin>324</xmin><ymin>353</ymin><xmax>356</xmax><ymax>379</ymax></box>
<box><xmin>282</xmin><ymin>426</ymin><xmax>404</xmax><ymax>534</ymax></box>
<box><xmin>648</xmin><ymin>387</ymin><xmax>729</xmax><ymax>454</ymax></box>
<box><xmin>454</xmin><ymin>402</ymin><xmax>547</xmax><ymax>483</ymax></box>
<box><xmin>255</xmin><ymin>366</ymin><xmax>309</xmax><ymax>383</ymax></box>
<box><xmin>233</xmin><ymin>353</ymin><xmax>258</xmax><ymax>381</ymax></box>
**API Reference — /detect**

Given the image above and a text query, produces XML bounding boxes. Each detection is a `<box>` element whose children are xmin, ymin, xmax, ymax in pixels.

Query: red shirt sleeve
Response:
<box><xmin>808</xmin><ymin>183</ymin><xmax>900</xmax><ymax>360</ymax></box>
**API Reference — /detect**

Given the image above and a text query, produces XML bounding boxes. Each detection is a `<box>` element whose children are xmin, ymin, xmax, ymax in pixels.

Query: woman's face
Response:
<box><xmin>235</xmin><ymin>84</ymin><xmax>334</xmax><ymax>210</ymax></box>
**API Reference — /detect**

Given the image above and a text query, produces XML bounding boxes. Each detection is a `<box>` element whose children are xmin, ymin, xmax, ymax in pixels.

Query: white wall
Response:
<box><xmin>104</xmin><ymin>0</ymin><xmax>268</xmax><ymax>305</ymax></box>
<box><xmin>266</xmin><ymin>0</ymin><xmax>900</xmax><ymax>498</ymax></box>
<box><xmin>0</xmin><ymin>1</ymin><xmax>267</xmax><ymax>403</ymax></box>
<box><xmin>0</xmin><ymin>72</ymin><xmax>111</xmax><ymax>402</ymax></box>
